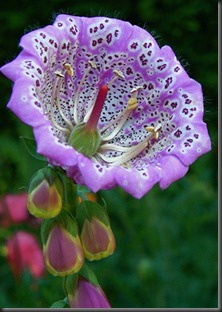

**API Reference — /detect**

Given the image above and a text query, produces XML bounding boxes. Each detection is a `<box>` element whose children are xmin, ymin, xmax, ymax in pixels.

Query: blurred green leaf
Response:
<box><xmin>20</xmin><ymin>136</ymin><xmax>46</xmax><ymax>162</ymax></box>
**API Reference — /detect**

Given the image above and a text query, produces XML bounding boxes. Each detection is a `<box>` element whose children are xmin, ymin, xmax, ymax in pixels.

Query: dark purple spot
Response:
<box><xmin>174</xmin><ymin>129</ymin><xmax>182</xmax><ymax>138</ymax></box>
<box><xmin>57</xmin><ymin>22</ymin><xmax>63</xmax><ymax>27</ymax></box>
<box><xmin>36</xmin><ymin>80</ymin><xmax>40</xmax><ymax>87</ymax></box>
<box><xmin>171</xmin><ymin>102</ymin><xmax>177</xmax><ymax>109</ymax></box>
<box><xmin>186</xmin><ymin>125</ymin><xmax>191</xmax><ymax>131</ymax></box>
<box><xmin>49</xmin><ymin>39</ymin><xmax>54</xmax><ymax>45</ymax></box>
<box><xmin>100</xmin><ymin>23</ymin><xmax>104</xmax><ymax>29</ymax></box>
<box><xmin>148</xmin><ymin>83</ymin><xmax>154</xmax><ymax>90</ymax></box>
<box><xmin>92</xmin><ymin>40</ymin><xmax>97</xmax><ymax>47</ymax></box>
<box><xmin>187</xmin><ymin>138</ymin><xmax>193</xmax><ymax>143</ymax></box>
<box><xmin>34</xmin><ymin>101</ymin><xmax>41</xmax><ymax>107</ymax></box>
<box><xmin>184</xmin><ymin>142</ymin><xmax>191</xmax><ymax>147</ymax></box>
<box><xmin>94</xmin><ymin>26</ymin><xmax>98</xmax><ymax>33</ymax></box>
<box><xmin>174</xmin><ymin>66</ymin><xmax>180</xmax><ymax>72</ymax></box>
<box><xmin>98</xmin><ymin>38</ymin><xmax>103</xmax><ymax>44</ymax></box>
<box><xmin>114</xmin><ymin>29</ymin><xmax>119</xmax><ymax>37</ymax></box>
<box><xmin>182</xmin><ymin>108</ymin><xmax>188</xmax><ymax>115</ymax></box>
<box><xmin>126</xmin><ymin>67</ymin><xmax>133</xmax><ymax>75</ymax></box>
<box><xmin>194</xmin><ymin>134</ymin><xmax>199</xmax><ymax>139</ymax></box>
<box><xmin>164</xmin><ymin>77</ymin><xmax>173</xmax><ymax>89</ymax></box>
<box><xmin>40</xmin><ymin>32</ymin><xmax>46</xmax><ymax>39</ymax></box>
<box><xmin>185</xmin><ymin>99</ymin><xmax>192</xmax><ymax>104</ymax></box>
<box><xmin>190</xmin><ymin>107</ymin><xmax>196</xmax><ymax>111</ymax></box>
<box><xmin>43</xmin><ymin>56</ymin><xmax>47</xmax><ymax>63</ymax></box>
<box><xmin>157</xmin><ymin>64</ymin><xmax>167</xmax><ymax>71</ymax></box>
<box><xmin>106</xmin><ymin>33</ymin><xmax>112</xmax><ymax>44</ymax></box>
<box><xmin>70</xmin><ymin>25</ymin><xmax>77</xmax><ymax>35</ymax></box>
<box><xmin>37</xmin><ymin>68</ymin><xmax>42</xmax><ymax>75</ymax></box>
<box><xmin>130</xmin><ymin>42</ymin><xmax>138</xmax><ymax>49</ymax></box>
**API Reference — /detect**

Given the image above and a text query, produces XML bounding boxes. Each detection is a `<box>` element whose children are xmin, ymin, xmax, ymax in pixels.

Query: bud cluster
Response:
<box><xmin>26</xmin><ymin>165</ymin><xmax>115</xmax><ymax>306</ymax></box>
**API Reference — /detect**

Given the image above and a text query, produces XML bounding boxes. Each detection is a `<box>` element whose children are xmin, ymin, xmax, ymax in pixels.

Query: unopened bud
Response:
<box><xmin>77</xmin><ymin>201</ymin><xmax>116</xmax><ymax>261</ymax></box>
<box><xmin>66</xmin><ymin>276</ymin><xmax>111</xmax><ymax>308</ymax></box>
<box><xmin>27</xmin><ymin>167</ymin><xmax>63</xmax><ymax>218</ymax></box>
<box><xmin>41</xmin><ymin>211</ymin><xmax>84</xmax><ymax>276</ymax></box>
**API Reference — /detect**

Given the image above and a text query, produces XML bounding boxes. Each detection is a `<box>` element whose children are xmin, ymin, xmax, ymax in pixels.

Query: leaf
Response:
<box><xmin>50</xmin><ymin>298</ymin><xmax>68</xmax><ymax>308</ymax></box>
<box><xmin>20</xmin><ymin>136</ymin><xmax>46</xmax><ymax>161</ymax></box>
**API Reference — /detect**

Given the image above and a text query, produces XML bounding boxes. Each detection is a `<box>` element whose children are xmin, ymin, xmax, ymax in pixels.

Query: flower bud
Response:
<box><xmin>27</xmin><ymin>167</ymin><xmax>63</xmax><ymax>218</ymax></box>
<box><xmin>41</xmin><ymin>211</ymin><xmax>84</xmax><ymax>276</ymax></box>
<box><xmin>77</xmin><ymin>201</ymin><xmax>116</xmax><ymax>261</ymax></box>
<box><xmin>66</xmin><ymin>276</ymin><xmax>111</xmax><ymax>308</ymax></box>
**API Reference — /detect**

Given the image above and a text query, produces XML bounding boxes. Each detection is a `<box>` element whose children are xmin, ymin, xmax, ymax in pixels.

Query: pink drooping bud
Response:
<box><xmin>41</xmin><ymin>211</ymin><xmax>84</xmax><ymax>276</ymax></box>
<box><xmin>77</xmin><ymin>201</ymin><xmax>116</xmax><ymax>261</ymax></box>
<box><xmin>67</xmin><ymin>277</ymin><xmax>111</xmax><ymax>308</ymax></box>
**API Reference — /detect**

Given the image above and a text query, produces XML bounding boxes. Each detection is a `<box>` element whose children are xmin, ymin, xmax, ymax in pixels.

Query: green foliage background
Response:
<box><xmin>0</xmin><ymin>0</ymin><xmax>218</xmax><ymax>308</ymax></box>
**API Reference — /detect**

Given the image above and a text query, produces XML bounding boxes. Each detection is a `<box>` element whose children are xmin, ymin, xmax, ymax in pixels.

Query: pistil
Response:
<box><xmin>85</xmin><ymin>85</ymin><xmax>109</xmax><ymax>130</ymax></box>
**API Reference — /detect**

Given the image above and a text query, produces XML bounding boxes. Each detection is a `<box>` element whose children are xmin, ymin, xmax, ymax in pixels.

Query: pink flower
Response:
<box><xmin>6</xmin><ymin>231</ymin><xmax>45</xmax><ymax>278</ymax></box>
<box><xmin>0</xmin><ymin>193</ymin><xmax>29</xmax><ymax>227</ymax></box>
<box><xmin>0</xmin><ymin>15</ymin><xmax>211</xmax><ymax>198</ymax></box>
<box><xmin>68</xmin><ymin>278</ymin><xmax>111</xmax><ymax>308</ymax></box>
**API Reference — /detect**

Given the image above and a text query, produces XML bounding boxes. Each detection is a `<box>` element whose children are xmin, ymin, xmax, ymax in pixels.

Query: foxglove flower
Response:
<box><xmin>0</xmin><ymin>15</ymin><xmax>211</xmax><ymax>198</ymax></box>
<box><xmin>0</xmin><ymin>193</ymin><xmax>29</xmax><ymax>227</ymax></box>
<box><xmin>6</xmin><ymin>231</ymin><xmax>45</xmax><ymax>278</ymax></box>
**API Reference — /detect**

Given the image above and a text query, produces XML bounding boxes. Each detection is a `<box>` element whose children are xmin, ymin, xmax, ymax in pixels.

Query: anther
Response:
<box><xmin>64</xmin><ymin>63</ymin><xmax>74</xmax><ymax>77</ymax></box>
<box><xmin>88</xmin><ymin>60</ymin><xmax>97</xmax><ymax>69</ymax></box>
<box><xmin>145</xmin><ymin>123</ymin><xmax>162</xmax><ymax>139</ymax></box>
<box><xmin>55</xmin><ymin>71</ymin><xmax>65</xmax><ymax>78</ymax></box>
<box><xmin>113</xmin><ymin>69</ymin><xmax>125</xmax><ymax>80</ymax></box>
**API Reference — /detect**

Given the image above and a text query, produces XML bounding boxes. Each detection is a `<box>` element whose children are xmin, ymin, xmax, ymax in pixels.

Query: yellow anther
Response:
<box><xmin>64</xmin><ymin>63</ymin><xmax>74</xmax><ymax>77</ymax></box>
<box><xmin>145</xmin><ymin>126</ymin><xmax>155</xmax><ymax>133</ymax></box>
<box><xmin>127</xmin><ymin>98</ymin><xmax>138</xmax><ymax>110</ymax></box>
<box><xmin>145</xmin><ymin>124</ymin><xmax>162</xmax><ymax>140</ymax></box>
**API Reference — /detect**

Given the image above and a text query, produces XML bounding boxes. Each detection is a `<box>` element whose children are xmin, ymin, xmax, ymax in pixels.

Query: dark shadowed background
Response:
<box><xmin>0</xmin><ymin>0</ymin><xmax>218</xmax><ymax>308</ymax></box>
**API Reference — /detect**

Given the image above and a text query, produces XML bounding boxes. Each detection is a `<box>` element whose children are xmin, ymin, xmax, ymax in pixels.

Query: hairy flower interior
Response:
<box><xmin>44</xmin><ymin>61</ymin><xmax>162</xmax><ymax>166</ymax></box>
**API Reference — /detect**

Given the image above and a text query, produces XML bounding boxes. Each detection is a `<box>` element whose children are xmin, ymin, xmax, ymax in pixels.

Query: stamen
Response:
<box><xmin>73</xmin><ymin>61</ymin><xmax>97</xmax><ymax>124</ymax></box>
<box><xmin>85</xmin><ymin>85</ymin><xmax>109</xmax><ymax>130</ymax></box>
<box><xmin>55</xmin><ymin>78</ymin><xmax>74</xmax><ymax>130</ymax></box>
<box><xmin>98</xmin><ymin>140</ymin><xmax>149</xmax><ymax>166</ymax></box>
<box><xmin>101</xmin><ymin>85</ymin><xmax>143</xmax><ymax>141</ymax></box>
<box><xmin>107</xmin><ymin>69</ymin><xmax>125</xmax><ymax>88</ymax></box>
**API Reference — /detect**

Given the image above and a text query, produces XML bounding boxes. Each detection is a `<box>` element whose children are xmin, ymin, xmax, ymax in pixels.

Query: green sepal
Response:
<box><xmin>20</xmin><ymin>136</ymin><xmax>47</xmax><ymax>161</ymax></box>
<box><xmin>79</xmin><ymin>262</ymin><xmax>98</xmax><ymax>286</ymax></box>
<box><xmin>28</xmin><ymin>166</ymin><xmax>64</xmax><ymax>196</ymax></box>
<box><xmin>41</xmin><ymin>210</ymin><xmax>79</xmax><ymax>246</ymax></box>
<box><xmin>50</xmin><ymin>298</ymin><xmax>69</xmax><ymax>308</ymax></box>
<box><xmin>63</xmin><ymin>273</ymin><xmax>78</xmax><ymax>296</ymax></box>
<box><xmin>76</xmin><ymin>200</ymin><xmax>110</xmax><ymax>228</ymax></box>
